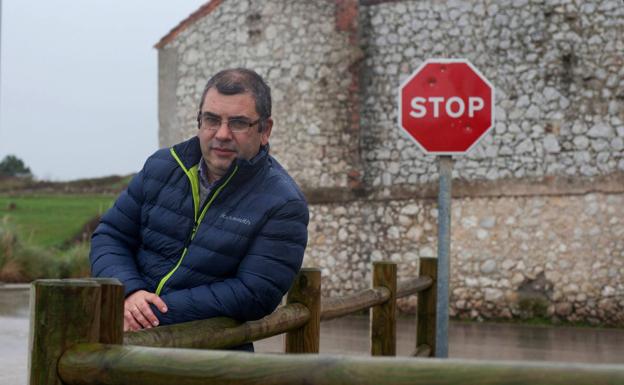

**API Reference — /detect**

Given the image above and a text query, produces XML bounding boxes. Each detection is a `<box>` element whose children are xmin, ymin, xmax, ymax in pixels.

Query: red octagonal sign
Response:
<box><xmin>398</xmin><ymin>58</ymin><xmax>495</xmax><ymax>155</ymax></box>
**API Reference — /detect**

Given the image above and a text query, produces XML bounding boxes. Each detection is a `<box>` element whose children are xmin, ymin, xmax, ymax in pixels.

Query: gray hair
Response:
<box><xmin>197</xmin><ymin>68</ymin><xmax>272</xmax><ymax>132</ymax></box>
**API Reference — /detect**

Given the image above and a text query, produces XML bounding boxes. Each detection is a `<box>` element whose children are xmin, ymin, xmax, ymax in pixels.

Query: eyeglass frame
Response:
<box><xmin>197</xmin><ymin>111</ymin><xmax>264</xmax><ymax>133</ymax></box>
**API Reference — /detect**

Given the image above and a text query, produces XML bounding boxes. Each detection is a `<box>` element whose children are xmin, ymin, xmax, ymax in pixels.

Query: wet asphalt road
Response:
<box><xmin>3</xmin><ymin>286</ymin><xmax>624</xmax><ymax>385</ymax></box>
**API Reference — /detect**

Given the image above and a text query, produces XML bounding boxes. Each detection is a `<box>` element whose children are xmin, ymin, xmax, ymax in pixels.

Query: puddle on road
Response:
<box><xmin>2</xmin><ymin>287</ymin><xmax>624</xmax><ymax>365</ymax></box>
<box><xmin>0</xmin><ymin>288</ymin><xmax>30</xmax><ymax>318</ymax></box>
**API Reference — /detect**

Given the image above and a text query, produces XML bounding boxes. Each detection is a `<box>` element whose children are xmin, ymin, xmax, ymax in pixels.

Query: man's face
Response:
<box><xmin>198</xmin><ymin>88</ymin><xmax>272</xmax><ymax>182</ymax></box>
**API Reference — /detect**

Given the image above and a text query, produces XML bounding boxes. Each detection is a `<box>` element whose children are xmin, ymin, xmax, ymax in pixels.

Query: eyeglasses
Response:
<box><xmin>198</xmin><ymin>112</ymin><xmax>261</xmax><ymax>133</ymax></box>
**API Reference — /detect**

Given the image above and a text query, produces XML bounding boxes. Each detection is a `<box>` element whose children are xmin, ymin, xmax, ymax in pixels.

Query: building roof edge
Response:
<box><xmin>154</xmin><ymin>0</ymin><xmax>224</xmax><ymax>49</ymax></box>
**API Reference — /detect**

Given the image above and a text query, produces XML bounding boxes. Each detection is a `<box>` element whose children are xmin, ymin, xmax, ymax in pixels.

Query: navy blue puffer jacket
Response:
<box><xmin>90</xmin><ymin>136</ymin><xmax>309</xmax><ymax>325</ymax></box>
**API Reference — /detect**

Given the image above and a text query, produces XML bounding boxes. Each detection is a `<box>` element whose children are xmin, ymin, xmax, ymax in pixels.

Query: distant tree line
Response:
<box><xmin>0</xmin><ymin>154</ymin><xmax>32</xmax><ymax>178</ymax></box>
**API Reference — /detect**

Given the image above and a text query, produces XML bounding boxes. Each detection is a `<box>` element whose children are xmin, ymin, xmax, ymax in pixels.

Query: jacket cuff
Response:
<box><xmin>122</xmin><ymin>278</ymin><xmax>150</xmax><ymax>298</ymax></box>
<box><xmin>150</xmin><ymin>303</ymin><xmax>174</xmax><ymax>325</ymax></box>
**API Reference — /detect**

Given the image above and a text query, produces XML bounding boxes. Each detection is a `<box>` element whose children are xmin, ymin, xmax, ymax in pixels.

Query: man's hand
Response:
<box><xmin>123</xmin><ymin>290</ymin><xmax>168</xmax><ymax>332</ymax></box>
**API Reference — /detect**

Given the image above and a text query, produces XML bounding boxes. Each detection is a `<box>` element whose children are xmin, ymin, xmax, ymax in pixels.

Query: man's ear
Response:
<box><xmin>261</xmin><ymin>118</ymin><xmax>273</xmax><ymax>146</ymax></box>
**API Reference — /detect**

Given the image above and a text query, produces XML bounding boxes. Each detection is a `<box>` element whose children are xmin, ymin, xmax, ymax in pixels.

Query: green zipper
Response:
<box><xmin>155</xmin><ymin>148</ymin><xmax>238</xmax><ymax>296</ymax></box>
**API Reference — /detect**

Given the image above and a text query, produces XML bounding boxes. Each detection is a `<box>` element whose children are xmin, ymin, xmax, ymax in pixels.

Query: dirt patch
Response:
<box><xmin>63</xmin><ymin>215</ymin><xmax>102</xmax><ymax>247</ymax></box>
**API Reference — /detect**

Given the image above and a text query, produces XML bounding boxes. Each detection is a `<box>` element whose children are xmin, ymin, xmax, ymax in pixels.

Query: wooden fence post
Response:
<box><xmin>29</xmin><ymin>279</ymin><xmax>102</xmax><ymax>385</ymax></box>
<box><xmin>417</xmin><ymin>257</ymin><xmax>438</xmax><ymax>357</ymax></box>
<box><xmin>284</xmin><ymin>268</ymin><xmax>321</xmax><ymax>353</ymax></box>
<box><xmin>89</xmin><ymin>278</ymin><xmax>124</xmax><ymax>344</ymax></box>
<box><xmin>371</xmin><ymin>261</ymin><xmax>396</xmax><ymax>356</ymax></box>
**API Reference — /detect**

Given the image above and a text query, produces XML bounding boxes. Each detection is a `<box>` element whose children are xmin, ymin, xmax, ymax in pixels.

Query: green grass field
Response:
<box><xmin>0</xmin><ymin>195</ymin><xmax>115</xmax><ymax>248</ymax></box>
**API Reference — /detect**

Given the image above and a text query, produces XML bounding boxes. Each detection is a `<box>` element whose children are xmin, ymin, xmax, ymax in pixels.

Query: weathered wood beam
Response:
<box><xmin>417</xmin><ymin>257</ymin><xmax>438</xmax><ymax>357</ymax></box>
<box><xmin>59</xmin><ymin>343</ymin><xmax>624</xmax><ymax>385</ymax></box>
<box><xmin>371</xmin><ymin>261</ymin><xmax>396</xmax><ymax>356</ymax></box>
<box><xmin>29</xmin><ymin>279</ymin><xmax>102</xmax><ymax>385</ymax></box>
<box><xmin>89</xmin><ymin>278</ymin><xmax>124</xmax><ymax>345</ymax></box>
<box><xmin>285</xmin><ymin>268</ymin><xmax>321</xmax><ymax>353</ymax></box>
<box><xmin>320</xmin><ymin>287</ymin><xmax>389</xmax><ymax>321</ymax></box>
<box><xmin>123</xmin><ymin>263</ymin><xmax>434</xmax><ymax>351</ymax></box>
<box><xmin>397</xmin><ymin>276</ymin><xmax>433</xmax><ymax>298</ymax></box>
<box><xmin>413</xmin><ymin>344</ymin><xmax>432</xmax><ymax>358</ymax></box>
<box><xmin>124</xmin><ymin>303</ymin><xmax>310</xmax><ymax>349</ymax></box>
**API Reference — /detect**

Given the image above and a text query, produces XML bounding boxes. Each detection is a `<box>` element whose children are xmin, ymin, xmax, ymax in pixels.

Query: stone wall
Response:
<box><xmin>360</xmin><ymin>0</ymin><xmax>623</xmax><ymax>188</ymax></box>
<box><xmin>305</xmin><ymin>191</ymin><xmax>624</xmax><ymax>325</ymax></box>
<box><xmin>352</xmin><ymin>0</ymin><xmax>624</xmax><ymax>325</ymax></box>
<box><xmin>157</xmin><ymin>0</ymin><xmax>624</xmax><ymax>325</ymax></box>
<box><xmin>157</xmin><ymin>0</ymin><xmax>362</xmax><ymax>189</ymax></box>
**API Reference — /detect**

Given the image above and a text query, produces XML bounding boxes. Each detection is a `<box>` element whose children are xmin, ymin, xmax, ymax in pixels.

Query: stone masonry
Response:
<box><xmin>360</xmin><ymin>0</ymin><xmax>624</xmax><ymax>187</ymax></box>
<box><xmin>158</xmin><ymin>0</ymin><xmax>362</xmax><ymax>189</ymax></box>
<box><xmin>156</xmin><ymin>0</ymin><xmax>624</xmax><ymax>325</ymax></box>
<box><xmin>307</xmin><ymin>192</ymin><xmax>624</xmax><ymax>325</ymax></box>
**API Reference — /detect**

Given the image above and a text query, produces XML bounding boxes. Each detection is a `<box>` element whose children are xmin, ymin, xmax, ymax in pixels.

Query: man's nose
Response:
<box><xmin>214</xmin><ymin>120</ymin><xmax>232</xmax><ymax>140</ymax></box>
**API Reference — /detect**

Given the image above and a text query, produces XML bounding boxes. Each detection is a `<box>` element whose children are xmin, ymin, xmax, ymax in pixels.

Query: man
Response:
<box><xmin>90</xmin><ymin>68</ymin><xmax>309</xmax><ymax>348</ymax></box>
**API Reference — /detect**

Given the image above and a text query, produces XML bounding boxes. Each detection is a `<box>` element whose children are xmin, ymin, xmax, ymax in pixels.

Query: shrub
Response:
<box><xmin>56</xmin><ymin>242</ymin><xmax>91</xmax><ymax>278</ymax></box>
<box><xmin>0</xmin><ymin>217</ymin><xmax>91</xmax><ymax>282</ymax></box>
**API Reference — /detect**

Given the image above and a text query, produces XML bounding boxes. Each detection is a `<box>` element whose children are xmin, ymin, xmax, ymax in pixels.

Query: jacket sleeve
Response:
<box><xmin>153</xmin><ymin>198</ymin><xmax>309</xmax><ymax>325</ymax></box>
<box><xmin>89</xmin><ymin>170</ymin><xmax>149</xmax><ymax>297</ymax></box>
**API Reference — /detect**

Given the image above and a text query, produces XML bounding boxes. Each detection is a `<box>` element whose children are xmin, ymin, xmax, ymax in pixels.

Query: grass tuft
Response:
<box><xmin>0</xmin><ymin>195</ymin><xmax>114</xmax><ymax>248</ymax></box>
<box><xmin>0</xmin><ymin>216</ymin><xmax>91</xmax><ymax>282</ymax></box>
<box><xmin>0</xmin><ymin>178</ymin><xmax>123</xmax><ymax>282</ymax></box>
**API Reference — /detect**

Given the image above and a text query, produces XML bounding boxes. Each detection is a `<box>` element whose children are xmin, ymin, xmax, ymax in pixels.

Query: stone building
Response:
<box><xmin>155</xmin><ymin>0</ymin><xmax>624</xmax><ymax>325</ymax></box>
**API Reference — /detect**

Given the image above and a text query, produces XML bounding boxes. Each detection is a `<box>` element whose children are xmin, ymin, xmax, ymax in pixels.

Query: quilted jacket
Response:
<box><xmin>90</xmin><ymin>136</ymin><xmax>309</xmax><ymax>325</ymax></box>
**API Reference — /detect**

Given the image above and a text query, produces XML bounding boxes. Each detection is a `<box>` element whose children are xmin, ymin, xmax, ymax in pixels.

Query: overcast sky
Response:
<box><xmin>0</xmin><ymin>0</ymin><xmax>207</xmax><ymax>180</ymax></box>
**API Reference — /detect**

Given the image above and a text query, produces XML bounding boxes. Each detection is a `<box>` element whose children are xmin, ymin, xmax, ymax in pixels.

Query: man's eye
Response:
<box><xmin>229</xmin><ymin>120</ymin><xmax>249</xmax><ymax>130</ymax></box>
<box><xmin>203</xmin><ymin>116</ymin><xmax>221</xmax><ymax>126</ymax></box>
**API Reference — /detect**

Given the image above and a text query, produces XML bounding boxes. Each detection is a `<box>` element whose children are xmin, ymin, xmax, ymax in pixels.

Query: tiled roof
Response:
<box><xmin>154</xmin><ymin>0</ymin><xmax>224</xmax><ymax>49</ymax></box>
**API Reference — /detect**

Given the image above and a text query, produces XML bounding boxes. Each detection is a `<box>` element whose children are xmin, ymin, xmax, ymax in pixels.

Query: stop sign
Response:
<box><xmin>398</xmin><ymin>59</ymin><xmax>494</xmax><ymax>154</ymax></box>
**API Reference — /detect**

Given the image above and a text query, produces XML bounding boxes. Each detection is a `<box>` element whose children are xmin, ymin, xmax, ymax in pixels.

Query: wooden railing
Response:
<box><xmin>119</xmin><ymin>259</ymin><xmax>437</xmax><ymax>356</ymax></box>
<box><xmin>28</xmin><ymin>258</ymin><xmax>624</xmax><ymax>385</ymax></box>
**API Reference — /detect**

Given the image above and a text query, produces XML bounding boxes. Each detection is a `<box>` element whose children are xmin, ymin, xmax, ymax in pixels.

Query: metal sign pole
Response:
<box><xmin>435</xmin><ymin>155</ymin><xmax>453</xmax><ymax>357</ymax></box>
<box><xmin>398</xmin><ymin>58</ymin><xmax>493</xmax><ymax>358</ymax></box>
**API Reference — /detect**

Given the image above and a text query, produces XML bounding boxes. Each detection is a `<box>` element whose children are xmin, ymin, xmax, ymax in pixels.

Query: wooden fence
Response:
<box><xmin>120</xmin><ymin>259</ymin><xmax>436</xmax><ymax>356</ymax></box>
<box><xmin>28</xmin><ymin>258</ymin><xmax>624</xmax><ymax>385</ymax></box>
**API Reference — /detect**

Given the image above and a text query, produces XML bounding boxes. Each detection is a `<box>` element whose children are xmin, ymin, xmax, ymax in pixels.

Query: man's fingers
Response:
<box><xmin>123</xmin><ymin>290</ymin><xmax>166</xmax><ymax>330</ymax></box>
<box><xmin>124</xmin><ymin>318</ymin><xmax>140</xmax><ymax>332</ymax></box>
<box><xmin>138</xmin><ymin>302</ymin><xmax>159</xmax><ymax>327</ymax></box>
<box><xmin>124</xmin><ymin>310</ymin><xmax>141</xmax><ymax>331</ymax></box>
<box><xmin>130</xmin><ymin>305</ymin><xmax>153</xmax><ymax>329</ymax></box>
<box><xmin>146</xmin><ymin>294</ymin><xmax>168</xmax><ymax>313</ymax></box>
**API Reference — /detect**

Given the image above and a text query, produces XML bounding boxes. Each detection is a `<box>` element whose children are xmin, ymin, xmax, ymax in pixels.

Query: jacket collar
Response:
<box><xmin>171</xmin><ymin>136</ymin><xmax>270</xmax><ymax>182</ymax></box>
